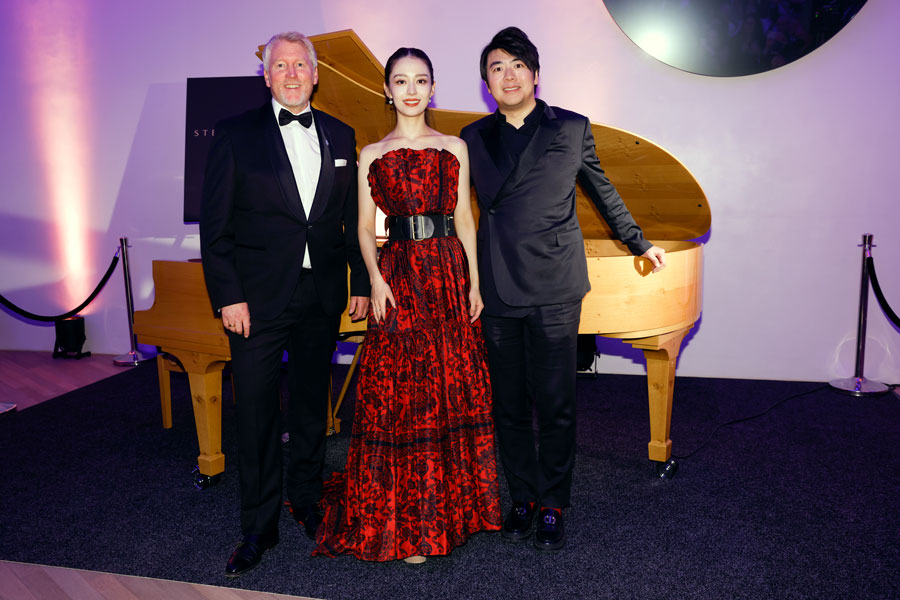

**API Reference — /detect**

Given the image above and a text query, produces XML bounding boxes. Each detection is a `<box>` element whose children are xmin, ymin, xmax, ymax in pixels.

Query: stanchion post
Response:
<box><xmin>829</xmin><ymin>233</ymin><xmax>889</xmax><ymax>396</ymax></box>
<box><xmin>113</xmin><ymin>237</ymin><xmax>156</xmax><ymax>367</ymax></box>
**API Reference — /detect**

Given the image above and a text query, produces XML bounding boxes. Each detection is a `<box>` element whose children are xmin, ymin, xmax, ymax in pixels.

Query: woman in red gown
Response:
<box><xmin>312</xmin><ymin>48</ymin><xmax>501</xmax><ymax>562</ymax></box>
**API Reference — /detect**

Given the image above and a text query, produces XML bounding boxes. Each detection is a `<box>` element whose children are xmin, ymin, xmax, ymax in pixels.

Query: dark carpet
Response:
<box><xmin>1</xmin><ymin>360</ymin><xmax>898</xmax><ymax>600</ymax></box>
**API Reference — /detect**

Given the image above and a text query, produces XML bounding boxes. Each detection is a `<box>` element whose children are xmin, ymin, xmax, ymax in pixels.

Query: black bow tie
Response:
<box><xmin>278</xmin><ymin>109</ymin><xmax>312</xmax><ymax>128</ymax></box>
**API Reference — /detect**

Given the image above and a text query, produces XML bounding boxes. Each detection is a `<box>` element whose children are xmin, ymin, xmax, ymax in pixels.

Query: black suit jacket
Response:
<box><xmin>461</xmin><ymin>102</ymin><xmax>651</xmax><ymax>311</ymax></box>
<box><xmin>200</xmin><ymin>103</ymin><xmax>369</xmax><ymax>321</ymax></box>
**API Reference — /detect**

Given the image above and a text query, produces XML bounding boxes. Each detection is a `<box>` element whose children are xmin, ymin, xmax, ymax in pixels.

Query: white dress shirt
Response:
<box><xmin>272</xmin><ymin>98</ymin><xmax>321</xmax><ymax>269</ymax></box>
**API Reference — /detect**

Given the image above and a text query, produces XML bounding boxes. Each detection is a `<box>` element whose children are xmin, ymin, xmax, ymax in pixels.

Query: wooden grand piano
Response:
<box><xmin>135</xmin><ymin>29</ymin><xmax>708</xmax><ymax>485</ymax></box>
<box><xmin>311</xmin><ymin>31</ymin><xmax>709</xmax><ymax>472</ymax></box>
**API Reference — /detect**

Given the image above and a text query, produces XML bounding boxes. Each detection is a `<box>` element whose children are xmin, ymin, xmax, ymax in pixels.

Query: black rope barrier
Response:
<box><xmin>0</xmin><ymin>250</ymin><xmax>120</xmax><ymax>322</ymax></box>
<box><xmin>866</xmin><ymin>256</ymin><xmax>900</xmax><ymax>328</ymax></box>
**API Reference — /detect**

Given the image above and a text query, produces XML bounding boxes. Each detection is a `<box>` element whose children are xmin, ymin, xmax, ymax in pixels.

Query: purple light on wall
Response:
<box><xmin>16</xmin><ymin>0</ymin><xmax>95</xmax><ymax>309</ymax></box>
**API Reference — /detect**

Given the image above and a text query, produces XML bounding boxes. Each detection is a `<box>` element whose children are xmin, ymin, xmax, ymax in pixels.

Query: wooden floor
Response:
<box><xmin>0</xmin><ymin>350</ymin><xmax>127</xmax><ymax>412</ymax></box>
<box><xmin>0</xmin><ymin>560</ymin><xmax>316</xmax><ymax>600</ymax></box>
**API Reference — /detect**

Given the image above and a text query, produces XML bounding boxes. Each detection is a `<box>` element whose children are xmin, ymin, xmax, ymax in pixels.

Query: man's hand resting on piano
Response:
<box><xmin>221</xmin><ymin>302</ymin><xmax>251</xmax><ymax>338</ymax></box>
<box><xmin>642</xmin><ymin>246</ymin><xmax>667</xmax><ymax>273</ymax></box>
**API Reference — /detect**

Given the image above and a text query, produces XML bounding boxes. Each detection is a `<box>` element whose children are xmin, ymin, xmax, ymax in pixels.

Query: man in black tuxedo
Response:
<box><xmin>461</xmin><ymin>27</ymin><xmax>666</xmax><ymax>552</ymax></box>
<box><xmin>200</xmin><ymin>31</ymin><xmax>369</xmax><ymax>577</ymax></box>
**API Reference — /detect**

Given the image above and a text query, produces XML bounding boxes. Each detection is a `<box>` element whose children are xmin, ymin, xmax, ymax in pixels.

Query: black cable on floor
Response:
<box><xmin>672</xmin><ymin>384</ymin><xmax>831</xmax><ymax>460</ymax></box>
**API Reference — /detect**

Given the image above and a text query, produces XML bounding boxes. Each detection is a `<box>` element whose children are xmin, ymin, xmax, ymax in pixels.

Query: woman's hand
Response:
<box><xmin>468</xmin><ymin>286</ymin><xmax>484</xmax><ymax>323</ymax></box>
<box><xmin>370</xmin><ymin>277</ymin><xmax>396</xmax><ymax>323</ymax></box>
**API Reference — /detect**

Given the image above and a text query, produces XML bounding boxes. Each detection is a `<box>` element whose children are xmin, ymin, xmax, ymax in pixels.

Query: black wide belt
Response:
<box><xmin>388</xmin><ymin>213</ymin><xmax>456</xmax><ymax>242</ymax></box>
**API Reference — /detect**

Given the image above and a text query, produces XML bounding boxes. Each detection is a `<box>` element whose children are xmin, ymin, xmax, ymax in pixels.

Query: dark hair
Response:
<box><xmin>479</xmin><ymin>26</ymin><xmax>540</xmax><ymax>82</ymax></box>
<box><xmin>384</xmin><ymin>47</ymin><xmax>434</xmax><ymax>86</ymax></box>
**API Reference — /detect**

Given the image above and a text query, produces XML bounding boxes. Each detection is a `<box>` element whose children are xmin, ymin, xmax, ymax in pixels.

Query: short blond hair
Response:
<box><xmin>262</xmin><ymin>32</ymin><xmax>317</xmax><ymax>71</ymax></box>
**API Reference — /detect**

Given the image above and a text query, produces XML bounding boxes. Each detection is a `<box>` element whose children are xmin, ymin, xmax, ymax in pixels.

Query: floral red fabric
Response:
<box><xmin>313</xmin><ymin>148</ymin><xmax>501</xmax><ymax>561</ymax></box>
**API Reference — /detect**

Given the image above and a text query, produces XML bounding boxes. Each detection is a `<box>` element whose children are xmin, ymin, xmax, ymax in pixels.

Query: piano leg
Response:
<box><xmin>329</xmin><ymin>340</ymin><xmax>364</xmax><ymax>436</ymax></box>
<box><xmin>157</xmin><ymin>355</ymin><xmax>174</xmax><ymax>429</ymax></box>
<box><xmin>161</xmin><ymin>350</ymin><xmax>228</xmax><ymax>485</ymax></box>
<box><xmin>186</xmin><ymin>366</ymin><xmax>227</xmax><ymax>478</ymax></box>
<box><xmin>625</xmin><ymin>326</ymin><xmax>692</xmax><ymax>465</ymax></box>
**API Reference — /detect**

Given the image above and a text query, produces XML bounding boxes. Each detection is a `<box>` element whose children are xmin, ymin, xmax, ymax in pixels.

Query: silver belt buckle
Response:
<box><xmin>411</xmin><ymin>214</ymin><xmax>434</xmax><ymax>241</ymax></box>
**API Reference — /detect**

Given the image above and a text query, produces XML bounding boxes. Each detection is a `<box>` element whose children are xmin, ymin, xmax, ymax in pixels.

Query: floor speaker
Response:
<box><xmin>53</xmin><ymin>316</ymin><xmax>91</xmax><ymax>359</ymax></box>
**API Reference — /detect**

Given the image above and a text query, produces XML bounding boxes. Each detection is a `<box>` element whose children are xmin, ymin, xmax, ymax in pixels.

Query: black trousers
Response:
<box><xmin>227</xmin><ymin>270</ymin><xmax>340</xmax><ymax>536</ymax></box>
<box><xmin>481</xmin><ymin>300</ymin><xmax>581</xmax><ymax>508</ymax></box>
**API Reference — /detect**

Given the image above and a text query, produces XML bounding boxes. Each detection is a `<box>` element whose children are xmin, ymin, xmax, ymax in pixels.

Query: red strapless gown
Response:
<box><xmin>313</xmin><ymin>148</ymin><xmax>501</xmax><ymax>561</ymax></box>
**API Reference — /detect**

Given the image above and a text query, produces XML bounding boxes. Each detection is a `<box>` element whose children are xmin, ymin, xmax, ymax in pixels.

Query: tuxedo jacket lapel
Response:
<box><xmin>477</xmin><ymin>118</ymin><xmax>515</xmax><ymax>209</ymax></box>
<box><xmin>261</xmin><ymin>106</ymin><xmax>306</xmax><ymax>221</ymax></box>
<box><xmin>497</xmin><ymin>104</ymin><xmax>561</xmax><ymax>200</ymax></box>
<box><xmin>307</xmin><ymin>109</ymin><xmax>334</xmax><ymax>223</ymax></box>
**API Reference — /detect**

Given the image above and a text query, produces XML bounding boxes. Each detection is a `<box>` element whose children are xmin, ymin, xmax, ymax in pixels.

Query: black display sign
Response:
<box><xmin>183</xmin><ymin>76</ymin><xmax>270</xmax><ymax>223</ymax></box>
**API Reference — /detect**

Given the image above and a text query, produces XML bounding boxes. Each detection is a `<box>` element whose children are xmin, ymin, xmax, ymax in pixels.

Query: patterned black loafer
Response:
<box><xmin>533</xmin><ymin>507</ymin><xmax>565</xmax><ymax>551</ymax></box>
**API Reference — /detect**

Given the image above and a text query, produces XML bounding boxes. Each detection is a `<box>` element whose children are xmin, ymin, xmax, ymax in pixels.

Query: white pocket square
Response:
<box><xmin>334</xmin><ymin>159</ymin><xmax>348</xmax><ymax>167</ymax></box>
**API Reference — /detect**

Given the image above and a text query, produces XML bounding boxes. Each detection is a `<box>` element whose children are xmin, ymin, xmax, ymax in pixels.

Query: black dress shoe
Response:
<box><xmin>533</xmin><ymin>507</ymin><xmax>565</xmax><ymax>551</ymax></box>
<box><xmin>501</xmin><ymin>501</ymin><xmax>538</xmax><ymax>541</ymax></box>
<box><xmin>291</xmin><ymin>502</ymin><xmax>324</xmax><ymax>540</ymax></box>
<box><xmin>224</xmin><ymin>532</ymin><xmax>278</xmax><ymax>578</ymax></box>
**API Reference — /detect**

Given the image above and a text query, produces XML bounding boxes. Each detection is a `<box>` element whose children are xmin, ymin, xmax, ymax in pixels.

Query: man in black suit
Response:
<box><xmin>461</xmin><ymin>27</ymin><xmax>666</xmax><ymax>552</ymax></box>
<box><xmin>200</xmin><ymin>31</ymin><xmax>369</xmax><ymax>577</ymax></box>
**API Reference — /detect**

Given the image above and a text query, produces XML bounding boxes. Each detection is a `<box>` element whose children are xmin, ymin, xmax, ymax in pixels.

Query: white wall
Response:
<box><xmin>0</xmin><ymin>0</ymin><xmax>897</xmax><ymax>384</ymax></box>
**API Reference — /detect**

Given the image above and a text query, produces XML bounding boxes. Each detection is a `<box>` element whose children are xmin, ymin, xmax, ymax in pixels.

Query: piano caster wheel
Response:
<box><xmin>192</xmin><ymin>466</ymin><xmax>222</xmax><ymax>490</ymax></box>
<box><xmin>655</xmin><ymin>458</ymin><xmax>679</xmax><ymax>479</ymax></box>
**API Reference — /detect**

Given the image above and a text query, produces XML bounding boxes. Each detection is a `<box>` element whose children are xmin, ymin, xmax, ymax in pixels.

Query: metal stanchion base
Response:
<box><xmin>113</xmin><ymin>349</ymin><xmax>157</xmax><ymax>367</ymax></box>
<box><xmin>829</xmin><ymin>376</ymin><xmax>890</xmax><ymax>397</ymax></box>
<box><xmin>0</xmin><ymin>402</ymin><xmax>16</xmax><ymax>415</ymax></box>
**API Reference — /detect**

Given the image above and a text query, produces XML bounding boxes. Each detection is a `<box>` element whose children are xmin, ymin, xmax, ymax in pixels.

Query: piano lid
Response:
<box><xmin>283</xmin><ymin>30</ymin><xmax>709</xmax><ymax>241</ymax></box>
